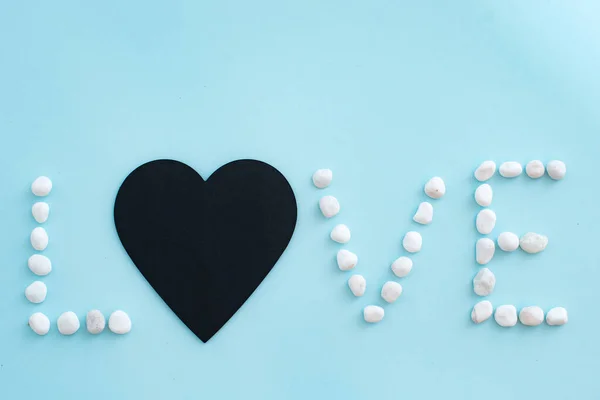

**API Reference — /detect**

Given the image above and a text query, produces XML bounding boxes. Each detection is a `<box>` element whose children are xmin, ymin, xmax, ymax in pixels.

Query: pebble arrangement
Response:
<box><xmin>471</xmin><ymin>160</ymin><xmax>568</xmax><ymax>328</ymax></box>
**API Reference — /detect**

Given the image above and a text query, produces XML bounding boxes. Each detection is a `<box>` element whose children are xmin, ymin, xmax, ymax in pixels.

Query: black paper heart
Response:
<box><xmin>114</xmin><ymin>159</ymin><xmax>297</xmax><ymax>342</ymax></box>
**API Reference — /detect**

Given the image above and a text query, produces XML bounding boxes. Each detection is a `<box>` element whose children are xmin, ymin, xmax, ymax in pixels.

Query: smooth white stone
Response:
<box><xmin>28</xmin><ymin>254</ymin><xmax>52</xmax><ymax>276</ymax></box>
<box><xmin>32</xmin><ymin>202</ymin><xmax>50</xmax><ymax>223</ymax></box>
<box><xmin>519</xmin><ymin>306</ymin><xmax>544</xmax><ymax>326</ymax></box>
<box><xmin>547</xmin><ymin>160</ymin><xmax>566</xmax><ymax>180</ymax></box>
<box><xmin>402</xmin><ymin>231</ymin><xmax>422</xmax><ymax>253</ymax></box>
<box><xmin>476</xmin><ymin>238</ymin><xmax>495</xmax><ymax>265</ymax></box>
<box><xmin>497</xmin><ymin>232</ymin><xmax>519</xmax><ymax>252</ymax></box>
<box><xmin>312</xmin><ymin>169</ymin><xmax>333</xmax><ymax>189</ymax></box>
<box><xmin>109</xmin><ymin>310</ymin><xmax>132</xmax><ymax>334</ymax></box>
<box><xmin>330</xmin><ymin>224</ymin><xmax>351</xmax><ymax>243</ymax></box>
<box><xmin>520</xmin><ymin>232</ymin><xmax>548</xmax><ymax>254</ymax></box>
<box><xmin>29</xmin><ymin>312</ymin><xmax>50</xmax><ymax>335</ymax></box>
<box><xmin>57</xmin><ymin>311</ymin><xmax>80</xmax><ymax>335</ymax></box>
<box><xmin>546</xmin><ymin>307</ymin><xmax>568</xmax><ymax>326</ymax></box>
<box><xmin>471</xmin><ymin>300</ymin><xmax>493</xmax><ymax>324</ymax></box>
<box><xmin>474</xmin><ymin>161</ymin><xmax>496</xmax><ymax>182</ymax></box>
<box><xmin>526</xmin><ymin>160</ymin><xmax>545</xmax><ymax>179</ymax></box>
<box><xmin>25</xmin><ymin>281</ymin><xmax>47</xmax><ymax>304</ymax></box>
<box><xmin>495</xmin><ymin>305</ymin><xmax>518</xmax><ymax>327</ymax></box>
<box><xmin>391</xmin><ymin>256</ymin><xmax>413</xmax><ymax>278</ymax></box>
<box><xmin>476</xmin><ymin>209</ymin><xmax>496</xmax><ymax>234</ymax></box>
<box><xmin>31</xmin><ymin>176</ymin><xmax>52</xmax><ymax>196</ymax></box>
<box><xmin>499</xmin><ymin>162</ymin><xmax>523</xmax><ymax>178</ymax></box>
<box><xmin>475</xmin><ymin>184</ymin><xmax>493</xmax><ymax>207</ymax></box>
<box><xmin>424</xmin><ymin>177</ymin><xmax>446</xmax><ymax>199</ymax></box>
<box><xmin>319</xmin><ymin>195</ymin><xmax>340</xmax><ymax>218</ymax></box>
<box><xmin>348</xmin><ymin>275</ymin><xmax>366</xmax><ymax>297</ymax></box>
<box><xmin>363</xmin><ymin>305</ymin><xmax>385</xmax><ymax>323</ymax></box>
<box><xmin>381</xmin><ymin>281</ymin><xmax>403</xmax><ymax>303</ymax></box>
<box><xmin>473</xmin><ymin>268</ymin><xmax>496</xmax><ymax>296</ymax></box>
<box><xmin>30</xmin><ymin>227</ymin><xmax>49</xmax><ymax>251</ymax></box>
<box><xmin>86</xmin><ymin>310</ymin><xmax>106</xmax><ymax>334</ymax></box>
<box><xmin>337</xmin><ymin>249</ymin><xmax>358</xmax><ymax>271</ymax></box>
<box><xmin>413</xmin><ymin>202</ymin><xmax>433</xmax><ymax>225</ymax></box>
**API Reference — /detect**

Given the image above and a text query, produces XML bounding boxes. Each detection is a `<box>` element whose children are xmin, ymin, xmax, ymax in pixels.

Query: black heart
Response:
<box><xmin>114</xmin><ymin>159</ymin><xmax>297</xmax><ymax>342</ymax></box>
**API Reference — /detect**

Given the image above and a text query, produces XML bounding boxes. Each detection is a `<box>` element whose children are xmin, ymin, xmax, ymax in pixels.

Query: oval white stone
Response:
<box><xmin>86</xmin><ymin>310</ymin><xmax>106</xmax><ymax>334</ymax></box>
<box><xmin>330</xmin><ymin>224</ymin><xmax>351</xmax><ymax>243</ymax></box>
<box><xmin>520</xmin><ymin>232</ymin><xmax>548</xmax><ymax>254</ymax></box>
<box><xmin>424</xmin><ymin>177</ymin><xmax>446</xmax><ymax>199</ymax></box>
<box><xmin>319</xmin><ymin>195</ymin><xmax>340</xmax><ymax>218</ymax></box>
<box><xmin>28</xmin><ymin>254</ymin><xmax>52</xmax><ymax>276</ymax></box>
<box><xmin>312</xmin><ymin>169</ymin><xmax>333</xmax><ymax>189</ymax></box>
<box><xmin>348</xmin><ymin>275</ymin><xmax>366</xmax><ymax>297</ymax></box>
<box><xmin>31</xmin><ymin>176</ymin><xmax>53</xmax><ymax>196</ymax></box>
<box><xmin>402</xmin><ymin>231</ymin><xmax>422</xmax><ymax>253</ymax></box>
<box><xmin>546</xmin><ymin>307</ymin><xmax>568</xmax><ymax>326</ymax></box>
<box><xmin>495</xmin><ymin>305</ymin><xmax>517</xmax><ymax>327</ymax></box>
<box><xmin>30</xmin><ymin>227</ymin><xmax>49</xmax><ymax>251</ymax></box>
<box><xmin>526</xmin><ymin>160</ymin><xmax>545</xmax><ymax>179</ymax></box>
<box><xmin>473</xmin><ymin>268</ymin><xmax>496</xmax><ymax>296</ymax></box>
<box><xmin>363</xmin><ymin>305</ymin><xmax>384</xmax><ymax>323</ymax></box>
<box><xmin>474</xmin><ymin>161</ymin><xmax>496</xmax><ymax>182</ymax></box>
<box><xmin>499</xmin><ymin>162</ymin><xmax>523</xmax><ymax>178</ymax></box>
<box><xmin>109</xmin><ymin>310</ymin><xmax>132</xmax><ymax>334</ymax></box>
<box><xmin>413</xmin><ymin>202</ymin><xmax>433</xmax><ymax>225</ymax></box>
<box><xmin>381</xmin><ymin>281</ymin><xmax>403</xmax><ymax>303</ymax></box>
<box><xmin>547</xmin><ymin>160</ymin><xmax>566</xmax><ymax>180</ymax></box>
<box><xmin>497</xmin><ymin>232</ymin><xmax>519</xmax><ymax>252</ymax></box>
<box><xmin>29</xmin><ymin>312</ymin><xmax>50</xmax><ymax>335</ymax></box>
<box><xmin>476</xmin><ymin>209</ymin><xmax>496</xmax><ymax>234</ymax></box>
<box><xmin>32</xmin><ymin>202</ymin><xmax>50</xmax><ymax>223</ymax></box>
<box><xmin>476</xmin><ymin>238</ymin><xmax>495</xmax><ymax>265</ymax></box>
<box><xmin>57</xmin><ymin>311</ymin><xmax>80</xmax><ymax>335</ymax></box>
<box><xmin>471</xmin><ymin>300</ymin><xmax>493</xmax><ymax>324</ymax></box>
<box><xmin>25</xmin><ymin>281</ymin><xmax>47</xmax><ymax>303</ymax></box>
<box><xmin>519</xmin><ymin>306</ymin><xmax>544</xmax><ymax>326</ymax></box>
<box><xmin>337</xmin><ymin>249</ymin><xmax>358</xmax><ymax>271</ymax></box>
<box><xmin>391</xmin><ymin>256</ymin><xmax>413</xmax><ymax>278</ymax></box>
<box><xmin>475</xmin><ymin>184</ymin><xmax>493</xmax><ymax>207</ymax></box>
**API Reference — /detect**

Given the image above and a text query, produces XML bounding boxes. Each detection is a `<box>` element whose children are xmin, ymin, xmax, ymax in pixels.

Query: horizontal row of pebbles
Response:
<box><xmin>471</xmin><ymin>301</ymin><xmax>568</xmax><ymax>327</ymax></box>
<box><xmin>475</xmin><ymin>232</ymin><xmax>548</xmax><ymax>265</ymax></box>
<box><xmin>474</xmin><ymin>160</ymin><xmax>566</xmax><ymax>181</ymax></box>
<box><xmin>29</xmin><ymin>310</ymin><xmax>132</xmax><ymax>336</ymax></box>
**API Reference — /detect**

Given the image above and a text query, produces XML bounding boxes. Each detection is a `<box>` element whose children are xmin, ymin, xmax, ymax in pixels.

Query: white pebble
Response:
<box><xmin>519</xmin><ymin>306</ymin><xmax>544</xmax><ymax>326</ymax></box>
<box><xmin>312</xmin><ymin>169</ymin><xmax>333</xmax><ymax>188</ymax></box>
<box><xmin>109</xmin><ymin>310</ymin><xmax>132</xmax><ymax>334</ymax></box>
<box><xmin>28</xmin><ymin>254</ymin><xmax>52</xmax><ymax>276</ymax></box>
<box><xmin>86</xmin><ymin>310</ymin><xmax>106</xmax><ymax>334</ymax></box>
<box><xmin>475</xmin><ymin>184</ymin><xmax>493</xmax><ymax>207</ymax></box>
<box><xmin>471</xmin><ymin>300</ymin><xmax>493</xmax><ymax>324</ymax></box>
<box><xmin>495</xmin><ymin>305</ymin><xmax>518</xmax><ymax>327</ymax></box>
<box><xmin>29</xmin><ymin>312</ymin><xmax>50</xmax><ymax>335</ymax></box>
<box><xmin>32</xmin><ymin>202</ymin><xmax>50</xmax><ymax>223</ymax></box>
<box><xmin>330</xmin><ymin>224</ymin><xmax>351</xmax><ymax>243</ymax></box>
<box><xmin>319</xmin><ymin>195</ymin><xmax>340</xmax><ymax>218</ymax></box>
<box><xmin>391</xmin><ymin>256</ymin><xmax>413</xmax><ymax>278</ymax></box>
<box><xmin>30</xmin><ymin>227</ymin><xmax>49</xmax><ymax>251</ymax></box>
<box><xmin>381</xmin><ymin>281</ymin><xmax>403</xmax><ymax>303</ymax></box>
<box><xmin>547</xmin><ymin>160</ymin><xmax>566</xmax><ymax>180</ymax></box>
<box><xmin>499</xmin><ymin>161</ymin><xmax>523</xmax><ymax>178</ymax></box>
<box><xmin>473</xmin><ymin>268</ymin><xmax>496</xmax><ymax>296</ymax></box>
<box><xmin>497</xmin><ymin>232</ymin><xmax>519</xmax><ymax>252</ymax></box>
<box><xmin>337</xmin><ymin>249</ymin><xmax>358</xmax><ymax>271</ymax></box>
<box><xmin>413</xmin><ymin>202</ymin><xmax>433</xmax><ymax>225</ymax></box>
<box><xmin>25</xmin><ymin>281</ymin><xmax>47</xmax><ymax>304</ymax></box>
<box><xmin>474</xmin><ymin>161</ymin><xmax>496</xmax><ymax>182</ymax></box>
<box><xmin>476</xmin><ymin>238</ymin><xmax>495</xmax><ymax>265</ymax></box>
<box><xmin>363</xmin><ymin>305</ymin><xmax>384</xmax><ymax>323</ymax></box>
<box><xmin>348</xmin><ymin>275</ymin><xmax>366</xmax><ymax>297</ymax></box>
<box><xmin>476</xmin><ymin>209</ymin><xmax>496</xmax><ymax>234</ymax></box>
<box><xmin>31</xmin><ymin>176</ymin><xmax>53</xmax><ymax>196</ymax></box>
<box><xmin>424</xmin><ymin>177</ymin><xmax>446</xmax><ymax>199</ymax></box>
<box><xmin>525</xmin><ymin>160</ymin><xmax>545</xmax><ymax>179</ymax></box>
<box><xmin>57</xmin><ymin>311</ymin><xmax>80</xmax><ymax>335</ymax></box>
<box><xmin>546</xmin><ymin>307</ymin><xmax>568</xmax><ymax>326</ymax></box>
<box><xmin>402</xmin><ymin>231</ymin><xmax>422</xmax><ymax>253</ymax></box>
<box><xmin>520</xmin><ymin>232</ymin><xmax>548</xmax><ymax>254</ymax></box>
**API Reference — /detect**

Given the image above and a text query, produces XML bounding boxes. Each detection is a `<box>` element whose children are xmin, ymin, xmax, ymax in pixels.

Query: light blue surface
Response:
<box><xmin>1</xmin><ymin>1</ymin><xmax>600</xmax><ymax>399</ymax></box>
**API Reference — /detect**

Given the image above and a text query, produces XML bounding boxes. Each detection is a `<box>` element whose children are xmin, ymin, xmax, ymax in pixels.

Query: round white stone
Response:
<box><xmin>519</xmin><ymin>306</ymin><xmax>544</xmax><ymax>326</ymax></box>
<box><xmin>319</xmin><ymin>195</ymin><xmax>340</xmax><ymax>218</ymax></box>
<box><xmin>546</xmin><ymin>307</ymin><xmax>568</xmax><ymax>326</ymax></box>
<box><xmin>471</xmin><ymin>300</ymin><xmax>493</xmax><ymax>324</ymax></box>
<box><xmin>86</xmin><ymin>310</ymin><xmax>106</xmax><ymax>334</ymax></box>
<box><xmin>381</xmin><ymin>281</ymin><xmax>403</xmax><ymax>303</ymax></box>
<box><xmin>547</xmin><ymin>160</ymin><xmax>566</xmax><ymax>180</ymax></box>
<box><xmin>499</xmin><ymin>162</ymin><xmax>523</xmax><ymax>178</ymax></box>
<box><xmin>330</xmin><ymin>224</ymin><xmax>351</xmax><ymax>243</ymax></box>
<box><xmin>391</xmin><ymin>256</ymin><xmax>413</xmax><ymax>278</ymax></box>
<box><xmin>31</xmin><ymin>176</ymin><xmax>53</xmax><ymax>196</ymax></box>
<box><xmin>32</xmin><ymin>202</ymin><xmax>50</xmax><ymax>223</ymax></box>
<box><xmin>413</xmin><ymin>202</ymin><xmax>433</xmax><ymax>225</ymax></box>
<box><xmin>475</xmin><ymin>184</ymin><xmax>493</xmax><ymax>207</ymax></box>
<box><xmin>57</xmin><ymin>311</ymin><xmax>80</xmax><ymax>335</ymax></box>
<box><xmin>495</xmin><ymin>305</ymin><xmax>517</xmax><ymax>327</ymax></box>
<box><xmin>402</xmin><ymin>231</ymin><xmax>422</xmax><ymax>253</ymax></box>
<box><xmin>520</xmin><ymin>232</ymin><xmax>548</xmax><ymax>254</ymax></box>
<box><xmin>25</xmin><ymin>281</ymin><xmax>47</xmax><ymax>304</ymax></box>
<box><xmin>30</xmin><ymin>227</ymin><xmax>49</xmax><ymax>251</ymax></box>
<box><xmin>476</xmin><ymin>209</ymin><xmax>496</xmax><ymax>234</ymax></box>
<box><xmin>497</xmin><ymin>232</ymin><xmax>519</xmax><ymax>252</ymax></box>
<box><xmin>525</xmin><ymin>160</ymin><xmax>545</xmax><ymax>179</ymax></box>
<box><xmin>473</xmin><ymin>268</ymin><xmax>496</xmax><ymax>296</ymax></box>
<box><xmin>109</xmin><ymin>310</ymin><xmax>132</xmax><ymax>334</ymax></box>
<box><xmin>476</xmin><ymin>238</ymin><xmax>495</xmax><ymax>265</ymax></box>
<box><xmin>474</xmin><ymin>161</ymin><xmax>496</xmax><ymax>182</ymax></box>
<box><xmin>28</xmin><ymin>254</ymin><xmax>52</xmax><ymax>276</ymax></box>
<box><xmin>29</xmin><ymin>312</ymin><xmax>50</xmax><ymax>335</ymax></box>
<box><xmin>348</xmin><ymin>275</ymin><xmax>366</xmax><ymax>297</ymax></box>
<box><xmin>337</xmin><ymin>249</ymin><xmax>358</xmax><ymax>271</ymax></box>
<box><xmin>363</xmin><ymin>305</ymin><xmax>384</xmax><ymax>323</ymax></box>
<box><xmin>312</xmin><ymin>169</ymin><xmax>333</xmax><ymax>189</ymax></box>
<box><xmin>424</xmin><ymin>177</ymin><xmax>446</xmax><ymax>199</ymax></box>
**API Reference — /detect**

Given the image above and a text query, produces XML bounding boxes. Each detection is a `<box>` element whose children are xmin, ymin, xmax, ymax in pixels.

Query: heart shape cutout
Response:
<box><xmin>114</xmin><ymin>159</ymin><xmax>297</xmax><ymax>342</ymax></box>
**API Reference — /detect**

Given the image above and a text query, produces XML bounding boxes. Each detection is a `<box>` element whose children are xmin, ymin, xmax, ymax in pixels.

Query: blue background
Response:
<box><xmin>1</xmin><ymin>1</ymin><xmax>599</xmax><ymax>399</ymax></box>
